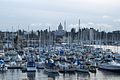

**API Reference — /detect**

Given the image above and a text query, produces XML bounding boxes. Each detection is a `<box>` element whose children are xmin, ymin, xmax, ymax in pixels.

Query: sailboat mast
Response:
<box><xmin>64</xmin><ymin>20</ymin><xmax>66</xmax><ymax>31</ymax></box>
<box><xmin>78</xmin><ymin>19</ymin><xmax>80</xmax><ymax>44</ymax></box>
<box><xmin>17</xmin><ymin>25</ymin><xmax>19</xmax><ymax>50</ymax></box>
<box><xmin>12</xmin><ymin>26</ymin><xmax>14</xmax><ymax>50</ymax></box>
<box><xmin>105</xmin><ymin>29</ymin><xmax>108</xmax><ymax>49</ymax></box>
<box><xmin>39</xmin><ymin>30</ymin><xmax>41</xmax><ymax>54</ymax></box>
<box><xmin>39</xmin><ymin>30</ymin><xmax>41</xmax><ymax>47</ymax></box>
<box><xmin>49</xmin><ymin>26</ymin><xmax>50</xmax><ymax>45</ymax></box>
<box><xmin>79</xmin><ymin>19</ymin><xmax>82</xmax><ymax>46</ymax></box>
<box><xmin>100</xmin><ymin>26</ymin><xmax>102</xmax><ymax>48</ymax></box>
<box><xmin>27</xmin><ymin>26</ymin><xmax>30</xmax><ymax>48</ymax></box>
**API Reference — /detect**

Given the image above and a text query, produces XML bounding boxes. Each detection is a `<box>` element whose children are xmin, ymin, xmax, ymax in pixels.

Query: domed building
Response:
<box><xmin>58</xmin><ymin>23</ymin><xmax>63</xmax><ymax>31</ymax></box>
<box><xmin>54</xmin><ymin>23</ymin><xmax>66</xmax><ymax>43</ymax></box>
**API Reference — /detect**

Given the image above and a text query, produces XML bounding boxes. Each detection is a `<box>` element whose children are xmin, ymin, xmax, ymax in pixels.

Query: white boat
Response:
<box><xmin>59</xmin><ymin>66</ymin><xmax>75</xmax><ymax>73</ymax></box>
<box><xmin>98</xmin><ymin>60</ymin><xmax>120</xmax><ymax>72</ymax></box>
<box><xmin>4</xmin><ymin>50</ymin><xmax>18</xmax><ymax>62</ymax></box>
<box><xmin>114</xmin><ymin>53</ymin><xmax>120</xmax><ymax>61</ymax></box>
<box><xmin>103</xmin><ymin>52</ymin><xmax>113</xmax><ymax>61</ymax></box>
<box><xmin>26</xmin><ymin>29</ymin><xmax>36</xmax><ymax>72</ymax></box>
<box><xmin>44</xmin><ymin>65</ymin><xmax>59</xmax><ymax>77</ymax></box>
<box><xmin>36</xmin><ymin>61</ymin><xmax>44</xmax><ymax>69</ymax></box>
<box><xmin>44</xmin><ymin>59</ymin><xmax>59</xmax><ymax>75</ymax></box>
<box><xmin>26</xmin><ymin>54</ymin><xmax>36</xmax><ymax>72</ymax></box>
<box><xmin>16</xmin><ymin>54</ymin><xmax>22</xmax><ymax>62</ymax></box>
<box><xmin>44</xmin><ymin>67</ymin><xmax>59</xmax><ymax>77</ymax></box>
<box><xmin>44</xmin><ymin>68</ymin><xmax>59</xmax><ymax>73</ymax></box>
<box><xmin>4</xmin><ymin>56</ymin><xmax>11</xmax><ymax>62</ymax></box>
<box><xmin>27</xmin><ymin>65</ymin><xmax>36</xmax><ymax>72</ymax></box>
<box><xmin>73</xmin><ymin>59</ymin><xmax>89</xmax><ymax>73</ymax></box>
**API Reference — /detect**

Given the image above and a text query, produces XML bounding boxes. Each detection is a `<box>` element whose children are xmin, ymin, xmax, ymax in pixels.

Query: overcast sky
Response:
<box><xmin>0</xmin><ymin>0</ymin><xmax>120</xmax><ymax>32</ymax></box>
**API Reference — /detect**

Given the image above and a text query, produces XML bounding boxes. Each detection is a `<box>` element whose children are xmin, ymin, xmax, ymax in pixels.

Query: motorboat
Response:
<box><xmin>103</xmin><ymin>52</ymin><xmax>113</xmax><ymax>61</ymax></box>
<box><xmin>44</xmin><ymin>59</ymin><xmax>59</xmax><ymax>75</ymax></box>
<box><xmin>98</xmin><ymin>60</ymin><xmax>120</xmax><ymax>72</ymax></box>
<box><xmin>75</xmin><ymin>64</ymin><xmax>89</xmax><ymax>73</ymax></box>
<box><xmin>114</xmin><ymin>53</ymin><xmax>120</xmax><ymax>61</ymax></box>
<box><xmin>36</xmin><ymin>61</ymin><xmax>45</xmax><ymax>69</ymax></box>
<box><xmin>74</xmin><ymin>59</ymin><xmax>89</xmax><ymax>73</ymax></box>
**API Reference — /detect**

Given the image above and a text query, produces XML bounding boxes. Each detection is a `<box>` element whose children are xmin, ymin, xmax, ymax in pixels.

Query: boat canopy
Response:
<box><xmin>60</xmin><ymin>50</ymin><xmax>64</xmax><ymax>55</ymax></box>
<box><xmin>0</xmin><ymin>60</ymin><xmax>5</xmax><ymax>64</ymax></box>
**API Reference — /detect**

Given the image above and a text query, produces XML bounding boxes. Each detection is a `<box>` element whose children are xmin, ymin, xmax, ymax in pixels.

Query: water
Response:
<box><xmin>0</xmin><ymin>69</ymin><xmax>120</xmax><ymax>80</ymax></box>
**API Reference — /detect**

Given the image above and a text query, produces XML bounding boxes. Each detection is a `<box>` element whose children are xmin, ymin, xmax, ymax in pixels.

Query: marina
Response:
<box><xmin>0</xmin><ymin>24</ymin><xmax>120</xmax><ymax>79</ymax></box>
<box><xmin>0</xmin><ymin>0</ymin><xmax>119</xmax><ymax>79</ymax></box>
<box><xmin>0</xmin><ymin>44</ymin><xmax>120</xmax><ymax>80</ymax></box>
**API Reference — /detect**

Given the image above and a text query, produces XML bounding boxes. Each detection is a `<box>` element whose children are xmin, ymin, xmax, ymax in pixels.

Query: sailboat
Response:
<box><xmin>26</xmin><ymin>52</ymin><xmax>36</xmax><ymax>72</ymax></box>
<box><xmin>26</xmin><ymin>26</ymin><xmax>36</xmax><ymax>72</ymax></box>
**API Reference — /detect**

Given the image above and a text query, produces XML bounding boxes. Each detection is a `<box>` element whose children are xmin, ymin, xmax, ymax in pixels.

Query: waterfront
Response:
<box><xmin>0</xmin><ymin>69</ymin><xmax>120</xmax><ymax>80</ymax></box>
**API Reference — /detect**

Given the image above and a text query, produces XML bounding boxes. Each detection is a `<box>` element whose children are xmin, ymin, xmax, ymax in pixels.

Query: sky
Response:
<box><xmin>0</xmin><ymin>0</ymin><xmax>120</xmax><ymax>32</ymax></box>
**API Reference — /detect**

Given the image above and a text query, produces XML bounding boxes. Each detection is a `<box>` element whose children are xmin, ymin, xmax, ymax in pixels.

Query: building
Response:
<box><xmin>54</xmin><ymin>23</ymin><xmax>66</xmax><ymax>43</ymax></box>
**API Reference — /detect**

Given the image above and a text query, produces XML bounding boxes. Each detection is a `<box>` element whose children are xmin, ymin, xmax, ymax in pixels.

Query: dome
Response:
<box><xmin>58</xmin><ymin>23</ymin><xmax>63</xmax><ymax>30</ymax></box>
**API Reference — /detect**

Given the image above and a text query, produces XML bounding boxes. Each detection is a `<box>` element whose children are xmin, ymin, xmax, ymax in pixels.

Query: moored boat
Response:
<box><xmin>26</xmin><ymin>53</ymin><xmax>36</xmax><ymax>72</ymax></box>
<box><xmin>98</xmin><ymin>60</ymin><xmax>120</xmax><ymax>72</ymax></box>
<box><xmin>75</xmin><ymin>65</ymin><xmax>89</xmax><ymax>73</ymax></box>
<box><xmin>44</xmin><ymin>59</ymin><xmax>59</xmax><ymax>75</ymax></box>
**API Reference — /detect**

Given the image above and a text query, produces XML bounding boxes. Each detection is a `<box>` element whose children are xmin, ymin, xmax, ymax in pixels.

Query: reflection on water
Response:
<box><xmin>0</xmin><ymin>69</ymin><xmax>120</xmax><ymax>80</ymax></box>
<box><xmin>99</xmin><ymin>69</ymin><xmax>120</xmax><ymax>76</ymax></box>
<box><xmin>48</xmin><ymin>76</ymin><xmax>56</xmax><ymax>80</ymax></box>
<box><xmin>27</xmin><ymin>72</ymin><xmax>36</xmax><ymax>80</ymax></box>
<box><xmin>77</xmin><ymin>72</ymin><xmax>90</xmax><ymax>79</ymax></box>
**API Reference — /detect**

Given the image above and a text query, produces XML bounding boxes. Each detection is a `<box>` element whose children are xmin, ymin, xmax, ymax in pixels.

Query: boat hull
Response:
<box><xmin>98</xmin><ymin>67</ymin><xmax>120</xmax><ymax>72</ymax></box>
<box><xmin>98</xmin><ymin>63</ymin><xmax>120</xmax><ymax>72</ymax></box>
<box><xmin>59</xmin><ymin>69</ymin><xmax>75</xmax><ymax>73</ymax></box>
<box><xmin>0</xmin><ymin>67</ymin><xmax>7</xmax><ymax>72</ymax></box>
<box><xmin>44</xmin><ymin>68</ymin><xmax>59</xmax><ymax>73</ymax></box>
<box><xmin>27</xmin><ymin>67</ymin><xmax>36</xmax><ymax>72</ymax></box>
<box><xmin>76</xmin><ymin>69</ymin><xmax>89</xmax><ymax>73</ymax></box>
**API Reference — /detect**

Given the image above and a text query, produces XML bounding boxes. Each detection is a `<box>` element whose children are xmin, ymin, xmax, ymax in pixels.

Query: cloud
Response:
<box><xmin>102</xmin><ymin>15</ymin><xmax>111</xmax><ymax>19</ymax></box>
<box><xmin>17</xmin><ymin>23</ymin><xmax>53</xmax><ymax>31</ymax></box>
<box><xmin>113</xmin><ymin>19</ymin><xmax>120</xmax><ymax>22</ymax></box>
<box><xmin>89</xmin><ymin>23</ymin><xmax>114</xmax><ymax>32</ymax></box>
<box><xmin>30</xmin><ymin>24</ymin><xmax>36</xmax><ymax>26</ymax></box>
<box><xmin>67</xmin><ymin>24</ymin><xmax>78</xmax><ymax>31</ymax></box>
<box><xmin>0</xmin><ymin>0</ymin><xmax>119</xmax><ymax>32</ymax></box>
<box><xmin>88</xmin><ymin>22</ymin><xmax>94</xmax><ymax>25</ymax></box>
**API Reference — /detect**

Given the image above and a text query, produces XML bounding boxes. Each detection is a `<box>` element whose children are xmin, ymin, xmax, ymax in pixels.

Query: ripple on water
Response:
<box><xmin>0</xmin><ymin>69</ymin><xmax>120</xmax><ymax>80</ymax></box>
